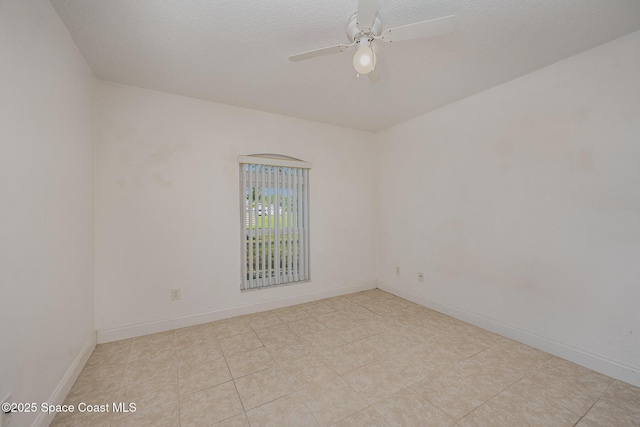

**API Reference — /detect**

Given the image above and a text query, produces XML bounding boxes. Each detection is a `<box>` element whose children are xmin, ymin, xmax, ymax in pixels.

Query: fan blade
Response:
<box><xmin>288</xmin><ymin>44</ymin><xmax>351</xmax><ymax>62</ymax></box>
<box><xmin>368</xmin><ymin>67</ymin><xmax>381</xmax><ymax>83</ymax></box>
<box><xmin>357</xmin><ymin>0</ymin><xmax>379</xmax><ymax>31</ymax></box>
<box><xmin>380</xmin><ymin>15</ymin><xmax>456</xmax><ymax>43</ymax></box>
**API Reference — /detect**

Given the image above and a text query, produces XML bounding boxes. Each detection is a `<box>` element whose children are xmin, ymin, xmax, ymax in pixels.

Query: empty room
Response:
<box><xmin>1</xmin><ymin>0</ymin><xmax>640</xmax><ymax>426</ymax></box>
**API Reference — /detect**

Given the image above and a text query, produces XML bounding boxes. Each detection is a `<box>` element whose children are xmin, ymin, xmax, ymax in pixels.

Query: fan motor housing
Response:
<box><xmin>347</xmin><ymin>12</ymin><xmax>382</xmax><ymax>42</ymax></box>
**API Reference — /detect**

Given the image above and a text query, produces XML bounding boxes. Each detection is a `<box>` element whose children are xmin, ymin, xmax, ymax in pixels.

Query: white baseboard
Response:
<box><xmin>97</xmin><ymin>281</ymin><xmax>377</xmax><ymax>343</ymax></box>
<box><xmin>33</xmin><ymin>331</ymin><xmax>96</xmax><ymax>427</ymax></box>
<box><xmin>377</xmin><ymin>281</ymin><xmax>640</xmax><ymax>387</ymax></box>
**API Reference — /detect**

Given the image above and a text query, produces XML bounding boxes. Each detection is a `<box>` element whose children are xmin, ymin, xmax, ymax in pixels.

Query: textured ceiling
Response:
<box><xmin>51</xmin><ymin>0</ymin><xmax>640</xmax><ymax>132</ymax></box>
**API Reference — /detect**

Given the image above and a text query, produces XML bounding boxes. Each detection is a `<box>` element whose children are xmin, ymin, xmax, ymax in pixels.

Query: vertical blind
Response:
<box><xmin>239</xmin><ymin>155</ymin><xmax>310</xmax><ymax>291</ymax></box>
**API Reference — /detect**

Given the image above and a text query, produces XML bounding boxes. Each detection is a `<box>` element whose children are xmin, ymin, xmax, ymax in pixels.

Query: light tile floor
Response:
<box><xmin>52</xmin><ymin>289</ymin><xmax>640</xmax><ymax>426</ymax></box>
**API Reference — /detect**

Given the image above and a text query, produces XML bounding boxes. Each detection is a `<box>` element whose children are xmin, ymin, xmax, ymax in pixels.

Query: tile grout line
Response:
<box><xmin>571</xmin><ymin>379</ymin><xmax>614</xmax><ymax>427</ymax></box>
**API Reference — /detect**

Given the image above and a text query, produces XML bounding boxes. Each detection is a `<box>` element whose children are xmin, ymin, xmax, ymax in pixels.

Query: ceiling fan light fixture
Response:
<box><xmin>353</xmin><ymin>40</ymin><xmax>375</xmax><ymax>74</ymax></box>
<box><xmin>287</xmin><ymin>0</ymin><xmax>457</xmax><ymax>83</ymax></box>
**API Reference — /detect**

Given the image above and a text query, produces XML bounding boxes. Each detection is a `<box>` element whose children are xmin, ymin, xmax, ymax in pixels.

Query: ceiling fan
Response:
<box><xmin>288</xmin><ymin>0</ymin><xmax>456</xmax><ymax>82</ymax></box>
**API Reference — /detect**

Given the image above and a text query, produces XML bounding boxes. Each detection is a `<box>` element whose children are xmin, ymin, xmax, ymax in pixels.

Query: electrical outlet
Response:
<box><xmin>170</xmin><ymin>288</ymin><xmax>180</xmax><ymax>301</ymax></box>
<box><xmin>1</xmin><ymin>393</ymin><xmax>12</xmax><ymax>427</ymax></box>
<box><xmin>395</xmin><ymin>267</ymin><xmax>401</xmax><ymax>275</ymax></box>
<box><xmin>418</xmin><ymin>273</ymin><xmax>424</xmax><ymax>283</ymax></box>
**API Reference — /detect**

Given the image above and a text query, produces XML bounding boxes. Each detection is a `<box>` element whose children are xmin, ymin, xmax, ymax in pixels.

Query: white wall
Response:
<box><xmin>95</xmin><ymin>82</ymin><xmax>377</xmax><ymax>340</ymax></box>
<box><xmin>376</xmin><ymin>31</ymin><xmax>640</xmax><ymax>385</ymax></box>
<box><xmin>0</xmin><ymin>1</ymin><xmax>96</xmax><ymax>426</ymax></box>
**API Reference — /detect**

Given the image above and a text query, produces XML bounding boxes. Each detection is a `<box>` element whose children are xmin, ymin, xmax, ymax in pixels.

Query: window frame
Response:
<box><xmin>239</xmin><ymin>154</ymin><xmax>311</xmax><ymax>291</ymax></box>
